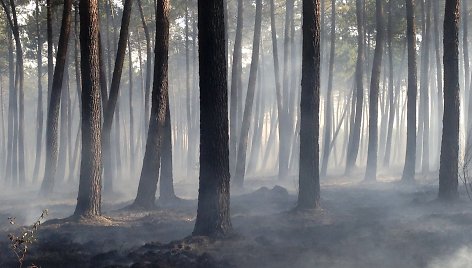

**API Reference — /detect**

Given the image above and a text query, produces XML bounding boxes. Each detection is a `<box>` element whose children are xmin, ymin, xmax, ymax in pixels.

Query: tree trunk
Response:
<box><xmin>229</xmin><ymin>0</ymin><xmax>243</xmax><ymax>175</ymax></box>
<box><xmin>33</xmin><ymin>0</ymin><xmax>44</xmax><ymax>182</ymax></box>
<box><xmin>321</xmin><ymin>0</ymin><xmax>336</xmax><ymax>177</ymax></box>
<box><xmin>420</xmin><ymin>0</ymin><xmax>431</xmax><ymax>173</ymax></box>
<box><xmin>137</xmin><ymin>0</ymin><xmax>152</xmax><ymax>146</ymax></box>
<box><xmin>432</xmin><ymin>0</ymin><xmax>443</xmax><ymax>168</ymax></box>
<box><xmin>40</xmin><ymin>0</ymin><xmax>73</xmax><ymax>195</ymax></box>
<box><xmin>345</xmin><ymin>0</ymin><xmax>365</xmax><ymax>175</ymax></box>
<box><xmin>438</xmin><ymin>0</ymin><xmax>460</xmax><ymax>201</ymax></box>
<box><xmin>297</xmin><ymin>0</ymin><xmax>320</xmax><ymax>209</ymax></box>
<box><xmin>74</xmin><ymin>0</ymin><xmax>102</xmax><ymax>218</ymax></box>
<box><xmin>279</xmin><ymin>0</ymin><xmax>294</xmax><ymax>180</ymax></box>
<box><xmin>159</xmin><ymin>94</ymin><xmax>176</xmax><ymax>201</ymax></box>
<box><xmin>233</xmin><ymin>0</ymin><xmax>263</xmax><ymax>188</ymax></box>
<box><xmin>132</xmin><ymin>0</ymin><xmax>170</xmax><ymax>209</ymax></box>
<box><xmin>364</xmin><ymin>0</ymin><xmax>385</xmax><ymax>181</ymax></box>
<box><xmin>193</xmin><ymin>0</ymin><xmax>232</xmax><ymax>237</ymax></box>
<box><xmin>128</xmin><ymin>38</ymin><xmax>135</xmax><ymax>175</ymax></box>
<box><xmin>102</xmin><ymin>0</ymin><xmax>133</xmax><ymax>193</ymax></box>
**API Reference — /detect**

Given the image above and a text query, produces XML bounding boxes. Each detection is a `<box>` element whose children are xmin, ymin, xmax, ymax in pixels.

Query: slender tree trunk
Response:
<box><xmin>280</xmin><ymin>0</ymin><xmax>294</xmax><ymax>180</ymax></box>
<box><xmin>132</xmin><ymin>0</ymin><xmax>170</xmax><ymax>209</ymax></box>
<box><xmin>33</xmin><ymin>0</ymin><xmax>44</xmax><ymax>182</ymax></box>
<box><xmin>193</xmin><ymin>0</ymin><xmax>232</xmax><ymax>237</ymax></box>
<box><xmin>137</xmin><ymin>0</ymin><xmax>152</xmax><ymax>145</ymax></box>
<box><xmin>229</xmin><ymin>0</ymin><xmax>243</xmax><ymax>175</ymax></box>
<box><xmin>4</xmin><ymin>29</ymin><xmax>15</xmax><ymax>184</ymax></box>
<box><xmin>364</xmin><ymin>0</ymin><xmax>385</xmax><ymax>181</ymax></box>
<box><xmin>47</xmin><ymin>0</ymin><xmax>54</xmax><ymax>105</ymax></box>
<box><xmin>345</xmin><ymin>0</ymin><xmax>365</xmax><ymax>175</ymax></box>
<box><xmin>40</xmin><ymin>0</ymin><xmax>74</xmax><ymax>195</ymax></box>
<box><xmin>233</xmin><ymin>0</ymin><xmax>263</xmax><ymax>188</ymax></box>
<box><xmin>321</xmin><ymin>0</ymin><xmax>336</xmax><ymax>177</ymax></box>
<box><xmin>438</xmin><ymin>0</ymin><xmax>460</xmax><ymax>201</ymax></box>
<box><xmin>74</xmin><ymin>0</ymin><xmax>102</xmax><ymax>218</ymax></box>
<box><xmin>102</xmin><ymin>0</ymin><xmax>133</xmax><ymax>193</ymax></box>
<box><xmin>159</xmin><ymin>94</ymin><xmax>176</xmax><ymax>201</ymax></box>
<box><xmin>431</xmin><ymin>0</ymin><xmax>442</xmax><ymax>167</ymax></box>
<box><xmin>421</xmin><ymin>0</ymin><xmax>431</xmax><ymax>173</ymax></box>
<box><xmin>128</xmin><ymin>39</ymin><xmax>135</xmax><ymax>174</ymax></box>
<box><xmin>298</xmin><ymin>0</ymin><xmax>320</xmax><ymax>209</ymax></box>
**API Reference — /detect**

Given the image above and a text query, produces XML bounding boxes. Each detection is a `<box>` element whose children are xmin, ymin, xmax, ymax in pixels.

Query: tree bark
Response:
<box><xmin>40</xmin><ymin>0</ymin><xmax>74</xmax><ymax>194</ymax></box>
<box><xmin>321</xmin><ymin>0</ymin><xmax>336</xmax><ymax>177</ymax></box>
<box><xmin>229</xmin><ymin>0</ymin><xmax>243</xmax><ymax>175</ymax></box>
<box><xmin>345</xmin><ymin>0</ymin><xmax>365</xmax><ymax>175</ymax></box>
<box><xmin>132</xmin><ymin>0</ymin><xmax>170</xmax><ymax>209</ymax></box>
<box><xmin>438</xmin><ymin>0</ymin><xmax>460</xmax><ymax>201</ymax></box>
<box><xmin>233</xmin><ymin>0</ymin><xmax>263</xmax><ymax>188</ymax></box>
<box><xmin>74</xmin><ymin>0</ymin><xmax>102</xmax><ymax>218</ymax></box>
<box><xmin>33</xmin><ymin>0</ymin><xmax>44</xmax><ymax>181</ymax></box>
<box><xmin>297</xmin><ymin>0</ymin><xmax>320</xmax><ymax>209</ymax></box>
<box><xmin>102</xmin><ymin>0</ymin><xmax>134</xmax><ymax>193</ymax></box>
<box><xmin>193</xmin><ymin>0</ymin><xmax>232</xmax><ymax>236</ymax></box>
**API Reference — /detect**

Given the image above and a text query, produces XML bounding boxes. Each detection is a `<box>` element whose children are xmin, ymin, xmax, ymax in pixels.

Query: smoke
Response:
<box><xmin>428</xmin><ymin>246</ymin><xmax>472</xmax><ymax>268</ymax></box>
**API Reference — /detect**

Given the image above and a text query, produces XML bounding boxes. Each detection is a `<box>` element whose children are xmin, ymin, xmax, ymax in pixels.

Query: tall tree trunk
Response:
<box><xmin>438</xmin><ymin>0</ymin><xmax>460</xmax><ymax>201</ymax></box>
<box><xmin>420</xmin><ymin>0</ymin><xmax>431</xmax><ymax>173</ymax></box>
<box><xmin>159</xmin><ymin>95</ymin><xmax>176</xmax><ymax>201</ymax></box>
<box><xmin>128</xmin><ymin>39</ymin><xmax>135</xmax><ymax>174</ymax></box>
<box><xmin>364</xmin><ymin>0</ymin><xmax>385</xmax><ymax>181</ymax></box>
<box><xmin>137</xmin><ymin>0</ymin><xmax>152</xmax><ymax>145</ymax></box>
<box><xmin>33</xmin><ymin>0</ymin><xmax>44</xmax><ymax>182</ymax></box>
<box><xmin>345</xmin><ymin>0</ymin><xmax>365</xmax><ymax>175</ymax></box>
<box><xmin>321</xmin><ymin>0</ymin><xmax>336</xmax><ymax>177</ymax></box>
<box><xmin>74</xmin><ymin>0</ymin><xmax>102</xmax><ymax>218</ymax></box>
<box><xmin>383</xmin><ymin>0</ymin><xmax>395</xmax><ymax>168</ymax></box>
<box><xmin>233</xmin><ymin>0</ymin><xmax>263</xmax><ymax>188</ymax></box>
<box><xmin>102</xmin><ymin>0</ymin><xmax>133</xmax><ymax>193</ymax></box>
<box><xmin>132</xmin><ymin>0</ymin><xmax>170</xmax><ymax>209</ymax></box>
<box><xmin>298</xmin><ymin>0</ymin><xmax>320</xmax><ymax>209</ymax></box>
<box><xmin>47</xmin><ymin>0</ymin><xmax>54</xmax><ymax>105</ymax></box>
<box><xmin>280</xmin><ymin>0</ymin><xmax>294</xmax><ymax>180</ymax></box>
<box><xmin>40</xmin><ymin>0</ymin><xmax>73</xmax><ymax>195</ymax></box>
<box><xmin>193</xmin><ymin>0</ymin><xmax>232</xmax><ymax>236</ymax></box>
<box><xmin>229</xmin><ymin>0</ymin><xmax>243</xmax><ymax>175</ymax></box>
<box><xmin>432</xmin><ymin>0</ymin><xmax>443</xmax><ymax>168</ymax></box>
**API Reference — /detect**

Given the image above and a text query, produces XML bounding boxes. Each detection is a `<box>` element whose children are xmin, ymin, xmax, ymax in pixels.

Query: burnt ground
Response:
<box><xmin>1</xmin><ymin>173</ymin><xmax>472</xmax><ymax>268</ymax></box>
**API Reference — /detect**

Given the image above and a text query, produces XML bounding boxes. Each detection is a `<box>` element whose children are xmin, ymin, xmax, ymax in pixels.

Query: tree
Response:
<box><xmin>233</xmin><ymin>0</ymin><xmax>263</xmax><ymax>188</ymax></box>
<box><xmin>132</xmin><ymin>0</ymin><xmax>170</xmax><ymax>209</ymax></box>
<box><xmin>401</xmin><ymin>0</ymin><xmax>418</xmax><ymax>182</ymax></box>
<box><xmin>438</xmin><ymin>0</ymin><xmax>460</xmax><ymax>201</ymax></box>
<box><xmin>33</xmin><ymin>0</ymin><xmax>44</xmax><ymax>180</ymax></box>
<box><xmin>321</xmin><ymin>0</ymin><xmax>336</xmax><ymax>177</ymax></box>
<box><xmin>297</xmin><ymin>0</ymin><xmax>320</xmax><ymax>209</ymax></box>
<box><xmin>193</xmin><ymin>0</ymin><xmax>232</xmax><ymax>236</ymax></box>
<box><xmin>364</xmin><ymin>0</ymin><xmax>385</xmax><ymax>181</ymax></box>
<box><xmin>40</xmin><ymin>0</ymin><xmax>73</xmax><ymax>195</ymax></box>
<box><xmin>74</xmin><ymin>0</ymin><xmax>102</xmax><ymax>218</ymax></box>
<box><xmin>102</xmin><ymin>0</ymin><xmax>133</xmax><ymax>193</ymax></box>
<box><xmin>229</xmin><ymin>0</ymin><xmax>243</xmax><ymax>175</ymax></box>
<box><xmin>345</xmin><ymin>0</ymin><xmax>365</xmax><ymax>175</ymax></box>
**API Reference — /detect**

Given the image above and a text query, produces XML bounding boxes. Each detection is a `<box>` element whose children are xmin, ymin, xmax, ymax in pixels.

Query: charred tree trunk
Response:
<box><xmin>40</xmin><ymin>0</ymin><xmax>73</xmax><ymax>195</ymax></box>
<box><xmin>132</xmin><ymin>0</ymin><xmax>170</xmax><ymax>209</ymax></box>
<box><xmin>233</xmin><ymin>0</ymin><xmax>263</xmax><ymax>188</ymax></box>
<box><xmin>193</xmin><ymin>0</ymin><xmax>232</xmax><ymax>237</ymax></box>
<box><xmin>229</xmin><ymin>0</ymin><xmax>243</xmax><ymax>175</ymax></box>
<box><xmin>364</xmin><ymin>0</ymin><xmax>385</xmax><ymax>181</ymax></box>
<box><xmin>438</xmin><ymin>0</ymin><xmax>460</xmax><ymax>201</ymax></box>
<box><xmin>345</xmin><ymin>0</ymin><xmax>365</xmax><ymax>175</ymax></box>
<box><xmin>102</xmin><ymin>0</ymin><xmax>133</xmax><ymax>193</ymax></box>
<box><xmin>159</xmin><ymin>95</ymin><xmax>176</xmax><ymax>202</ymax></box>
<box><xmin>33</xmin><ymin>0</ymin><xmax>44</xmax><ymax>181</ymax></box>
<box><xmin>383</xmin><ymin>0</ymin><xmax>395</xmax><ymax>167</ymax></box>
<box><xmin>74</xmin><ymin>0</ymin><xmax>102</xmax><ymax>218</ymax></box>
<box><xmin>297</xmin><ymin>0</ymin><xmax>320</xmax><ymax>209</ymax></box>
<box><xmin>321</xmin><ymin>0</ymin><xmax>336</xmax><ymax>177</ymax></box>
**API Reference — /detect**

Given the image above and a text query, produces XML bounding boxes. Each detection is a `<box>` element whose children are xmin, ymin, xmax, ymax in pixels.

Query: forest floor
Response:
<box><xmin>1</xmin><ymin>172</ymin><xmax>472</xmax><ymax>268</ymax></box>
